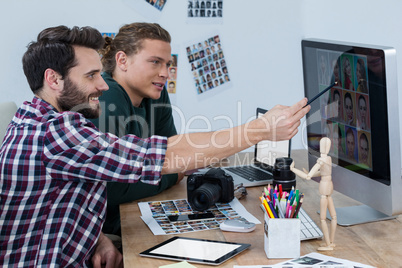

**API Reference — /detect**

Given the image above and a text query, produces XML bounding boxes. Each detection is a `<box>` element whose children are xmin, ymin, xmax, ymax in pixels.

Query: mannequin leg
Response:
<box><xmin>327</xmin><ymin>195</ymin><xmax>337</xmax><ymax>247</ymax></box>
<box><xmin>317</xmin><ymin>195</ymin><xmax>333</xmax><ymax>251</ymax></box>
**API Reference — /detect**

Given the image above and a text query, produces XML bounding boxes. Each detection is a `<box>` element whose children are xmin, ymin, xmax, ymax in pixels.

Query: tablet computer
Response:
<box><xmin>139</xmin><ymin>236</ymin><xmax>250</xmax><ymax>265</ymax></box>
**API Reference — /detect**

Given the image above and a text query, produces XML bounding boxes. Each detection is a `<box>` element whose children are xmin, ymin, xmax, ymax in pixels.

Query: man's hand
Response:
<box><xmin>255</xmin><ymin>98</ymin><xmax>310</xmax><ymax>141</ymax></box>
<box><xmin>92</xmin><ymin>232</ymin><xmax>123</xmax><ymax>268</ymax></box>
<box><xmin>176</xmin><ymin>173</ymin><xmax>185</xmax><ymax>184</ymax></box>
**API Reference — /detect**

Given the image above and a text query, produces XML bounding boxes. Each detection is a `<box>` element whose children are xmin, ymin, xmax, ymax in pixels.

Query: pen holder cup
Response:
<box><xmin>264</xmin><ymin>214</ymin><xmax>300</xmax><ymax>259</ymax></box>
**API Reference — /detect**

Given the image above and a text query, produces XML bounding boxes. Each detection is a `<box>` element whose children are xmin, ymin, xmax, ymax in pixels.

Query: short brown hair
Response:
<box><xmin>100</xmin><ymin>23</ymin><xmax>171</xmax><ymax>74</ymax></box>
<box><xmin>23</xmin><ymin>25</ymin><xmax>104</xmax><ymax>93</ymax></box>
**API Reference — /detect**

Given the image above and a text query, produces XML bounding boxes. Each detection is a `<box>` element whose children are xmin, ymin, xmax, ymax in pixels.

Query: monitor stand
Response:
<box><xmin>319</xmin><ymin>205</ymin><xmax>396</xmax><ymax>226</ymax></box>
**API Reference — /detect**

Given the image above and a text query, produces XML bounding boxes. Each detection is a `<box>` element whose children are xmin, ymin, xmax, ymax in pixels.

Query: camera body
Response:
<box><xmin>272</xmin><ymin>157</ymin><xmax>296</xmax><ymax>192</ymax></box>
<box><xmin>187</xmin><ymin>168</ymin><xmax>234</xmax><ymax>211</ymax></box>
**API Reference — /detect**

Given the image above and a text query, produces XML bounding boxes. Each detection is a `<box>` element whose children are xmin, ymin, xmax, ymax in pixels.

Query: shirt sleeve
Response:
<box><xmin>42</xmin><ymin>112</ymin><xmax>167</xmax><ymax>185</ymax></box>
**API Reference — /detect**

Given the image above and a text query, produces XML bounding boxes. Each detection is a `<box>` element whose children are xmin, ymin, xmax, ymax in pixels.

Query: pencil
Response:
<box><xmin>267</xmin><ymin>200</ymin><xmax>278</xmax><ymax>218</ymax></box>
<box><xmin>293</xmin><ymin>195</ymin><xmax>304</xmax><ymax>218</ymax></box>
<box><xmin>274</xmin><ymin>193</ymin><xmax>285</xmax><ymax>218</ymax></box>
<box><xmin>260</xmin><ymin>196</ymin><xmax>274</xmax><ymax>218</ymax></box>
<box><xmin>290</xmin><ymin>204</ymin><xmax>297</xmax><ymax>218</ymax></box>
<box><xmin>285</xmin><ymin>200</ymin><xmax>291</xmax><ymax>218</ymax></box>
<box><xmin>294</xmin><ymin>189</ymin><xmax>300</xmax><ymax>205</ymax></box>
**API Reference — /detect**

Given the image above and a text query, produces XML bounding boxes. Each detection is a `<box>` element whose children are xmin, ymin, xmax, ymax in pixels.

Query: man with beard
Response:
<box><xmin>0</xmin><ymin>25</ymin><xmax>310</xmax><ymax>267</ymax></box>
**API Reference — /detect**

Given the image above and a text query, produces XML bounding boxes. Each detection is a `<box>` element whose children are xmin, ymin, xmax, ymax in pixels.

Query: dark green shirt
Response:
<box><xmin>91</xmin><ymin>72</ymin><xmax>178</xmax><ymax>235</ymax></box>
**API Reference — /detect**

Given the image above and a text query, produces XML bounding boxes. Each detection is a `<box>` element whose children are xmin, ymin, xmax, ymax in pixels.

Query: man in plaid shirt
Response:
<box><xmin>0</xmin><ymin>25</ymin><xmax>310</xmax><ymax>267</ymax></box>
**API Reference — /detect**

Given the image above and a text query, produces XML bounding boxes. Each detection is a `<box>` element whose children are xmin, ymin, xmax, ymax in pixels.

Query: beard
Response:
<box><xmin>57</xmin><ymin>76</ymin><xmax>101</xmax><ymax>119</ymax></box>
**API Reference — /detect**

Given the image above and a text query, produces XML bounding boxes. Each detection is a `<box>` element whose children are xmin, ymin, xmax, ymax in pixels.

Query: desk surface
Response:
<box><xmin>120</xmin><ymin>150</ymin><xmax>402</xmax><ymax>267</ymax></box>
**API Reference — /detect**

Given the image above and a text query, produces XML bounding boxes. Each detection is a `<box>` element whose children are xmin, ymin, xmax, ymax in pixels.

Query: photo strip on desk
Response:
<box><xmin>233</xmin><ymin>252</ymin><xmax>375</xmax><ymax>268</ymax></box>
<box><xmin>139</xmin><ymin>198</ymin><xmax>260</xmax><ymax>235</ymax></box>
<box><xmin>260</xmin><ymin>184</ymin><xmax>304</xmax><ymax>219</ymax></box>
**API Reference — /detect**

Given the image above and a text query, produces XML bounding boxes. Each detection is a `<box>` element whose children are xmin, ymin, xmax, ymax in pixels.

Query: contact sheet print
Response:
<box><xmin>234</xmin><ymin>252</ymin><xmax>375</xmax><ymax>268</ymax></box>
<box><xmin>186</xmin><ymin>34</ymin><xmax>232</xmax><ymax>94</ymax></box>
<box><xmin>187</xmin><ymin>0</ymin><xmax>223</xmax><ymax>23</ymax></box>
<box><xmin>139</xmin><ymin>198</ymin><xmax>260</xmax><ymax>235</ymax></box>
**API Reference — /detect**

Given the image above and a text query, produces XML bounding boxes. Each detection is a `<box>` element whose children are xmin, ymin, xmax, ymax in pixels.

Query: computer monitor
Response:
<box><xmin>301</xmin><ymin>38</ymin><xmax>402</xmax><ymax>226</ymax></box>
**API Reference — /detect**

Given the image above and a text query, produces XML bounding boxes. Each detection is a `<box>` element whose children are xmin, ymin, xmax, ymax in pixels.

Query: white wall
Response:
<box><xmin>301</xmin><ymin>0</ymin><xmax>402</xmax><ymax>154</ymax></box>
<box><xmin>1</xmin><ymin>0</ymin><xmax>401</xmax><ymax>151</ymax></box>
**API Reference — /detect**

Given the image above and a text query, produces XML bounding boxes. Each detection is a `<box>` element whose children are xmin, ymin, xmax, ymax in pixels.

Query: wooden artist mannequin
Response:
<box><xmin>290</xmin><ymin>137</ymin><xmax>337</xmax><ymax>251</ymax></box>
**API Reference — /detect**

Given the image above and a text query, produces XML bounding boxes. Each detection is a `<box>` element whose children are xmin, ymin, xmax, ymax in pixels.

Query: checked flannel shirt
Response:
<box><xmin>0</xmin><ymin>97</ymin><xmax>167</xmax><ymax>267</ymax></box>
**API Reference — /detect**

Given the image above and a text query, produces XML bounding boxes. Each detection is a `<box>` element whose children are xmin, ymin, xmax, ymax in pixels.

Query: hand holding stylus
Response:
<box><xmin>303</xmin><ymin>82</ymin><xmax>337</xmax><ymax>108</ymax></box>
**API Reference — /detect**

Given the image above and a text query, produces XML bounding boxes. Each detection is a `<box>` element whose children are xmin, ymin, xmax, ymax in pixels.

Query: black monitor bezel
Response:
<box><xmin>301</xmin><ymin>39</ymin><xmax>391</xmax><ymax>185</ymax></box>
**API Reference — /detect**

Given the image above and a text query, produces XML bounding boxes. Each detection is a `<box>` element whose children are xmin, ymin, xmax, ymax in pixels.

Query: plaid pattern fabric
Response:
<box><xmin>0</xmin><ymin>97</ymin><xmax>167</xmax><ymax>267</ymax></box>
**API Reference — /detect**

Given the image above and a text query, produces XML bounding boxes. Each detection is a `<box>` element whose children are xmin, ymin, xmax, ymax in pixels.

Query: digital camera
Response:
<box><xmin>187</xmin><ymin>168</ymin><xmax>234</xmax><ymax>211</ymax></box>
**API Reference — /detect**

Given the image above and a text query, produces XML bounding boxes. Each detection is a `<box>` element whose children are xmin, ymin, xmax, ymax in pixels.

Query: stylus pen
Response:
<box><xmin>303</xmin><ymin>81</ymin><xmax>337</xmax><ymax>108</ymax></box>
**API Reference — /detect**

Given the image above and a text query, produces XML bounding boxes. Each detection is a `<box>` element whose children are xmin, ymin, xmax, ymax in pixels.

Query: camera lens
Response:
<box><xmin>274</xmin><ymin>157</ymin><xmax>293</xmax><ymax>169</ymax></box>
<box><xmin>190</xmin><ymin>182</ymin><xmax>222</xmax><ymax>211</ymax></box>
<box><xmin>273</xmin><ymin>157</ymin><xmax>296</xmax><ymax>192</ymax></box>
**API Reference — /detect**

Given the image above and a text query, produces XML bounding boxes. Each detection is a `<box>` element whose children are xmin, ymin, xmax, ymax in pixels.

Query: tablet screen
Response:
<box><xmin>140</xmin><ymin>237</ymin><xmax>250</xmax><ymax>265</ymax></box>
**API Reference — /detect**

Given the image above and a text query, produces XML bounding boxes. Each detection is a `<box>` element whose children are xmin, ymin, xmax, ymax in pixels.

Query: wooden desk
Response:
<box><xmin>120</xmin><ymin>150</ymin><xmax>402</xmax><ymax>267</ymax></box>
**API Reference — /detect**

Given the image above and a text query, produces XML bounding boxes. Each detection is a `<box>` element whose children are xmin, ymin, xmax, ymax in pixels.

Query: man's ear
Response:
<box><xmin>43</xmin><ymin>68</ymin><xmax>63</xmax><ymax>91</ymax></box>
<box><xmin>115</xmin><ymin>51</ymin><xmax>128</xmax><ymax>72</ymax></box>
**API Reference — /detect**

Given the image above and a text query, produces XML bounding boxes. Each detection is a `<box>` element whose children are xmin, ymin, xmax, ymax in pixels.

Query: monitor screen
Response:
<box><xmin>301</xmin><ymin>38</ymin><xmax>402</xmax><ymax>222</ymax></box>
<box><xmin>302</xmin><ymin>39</ymin><xmax>390</xmax><ymax>185</ymax></box>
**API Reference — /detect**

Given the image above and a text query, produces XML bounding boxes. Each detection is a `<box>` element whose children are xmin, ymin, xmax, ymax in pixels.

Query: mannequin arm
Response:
<box><xmin>307</xmin><ymin>161</ymin><xmax>322</xmax><ymax>179</ymax></box>
<box><xmin>290</xmin><ymin>161</ymin><xmax>308</xmax><ymax>179</ymax></box>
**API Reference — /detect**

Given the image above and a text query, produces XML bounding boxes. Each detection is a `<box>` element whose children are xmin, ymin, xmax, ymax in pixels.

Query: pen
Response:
<box><xmin>304</xmin><ymin>81</ymin><xmax>337</xmax><ymax>108</ymax></box>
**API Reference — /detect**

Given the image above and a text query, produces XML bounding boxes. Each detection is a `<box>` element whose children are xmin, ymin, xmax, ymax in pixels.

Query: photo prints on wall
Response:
<box><xmin>187</xmin><ymin>34</ymin><xmax>231</xmax><ymax>94</ymax></box>
<box><xmin>187</xmin><ymin>0</ymin><xmax>223</xmax><ymax>24</ymax></box>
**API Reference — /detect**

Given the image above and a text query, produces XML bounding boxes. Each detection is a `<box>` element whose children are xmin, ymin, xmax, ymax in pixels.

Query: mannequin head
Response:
<box><xmin>320</xmin><ymin>137</ymin><xmax>331</xmax><ymax>155</ymax></box>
